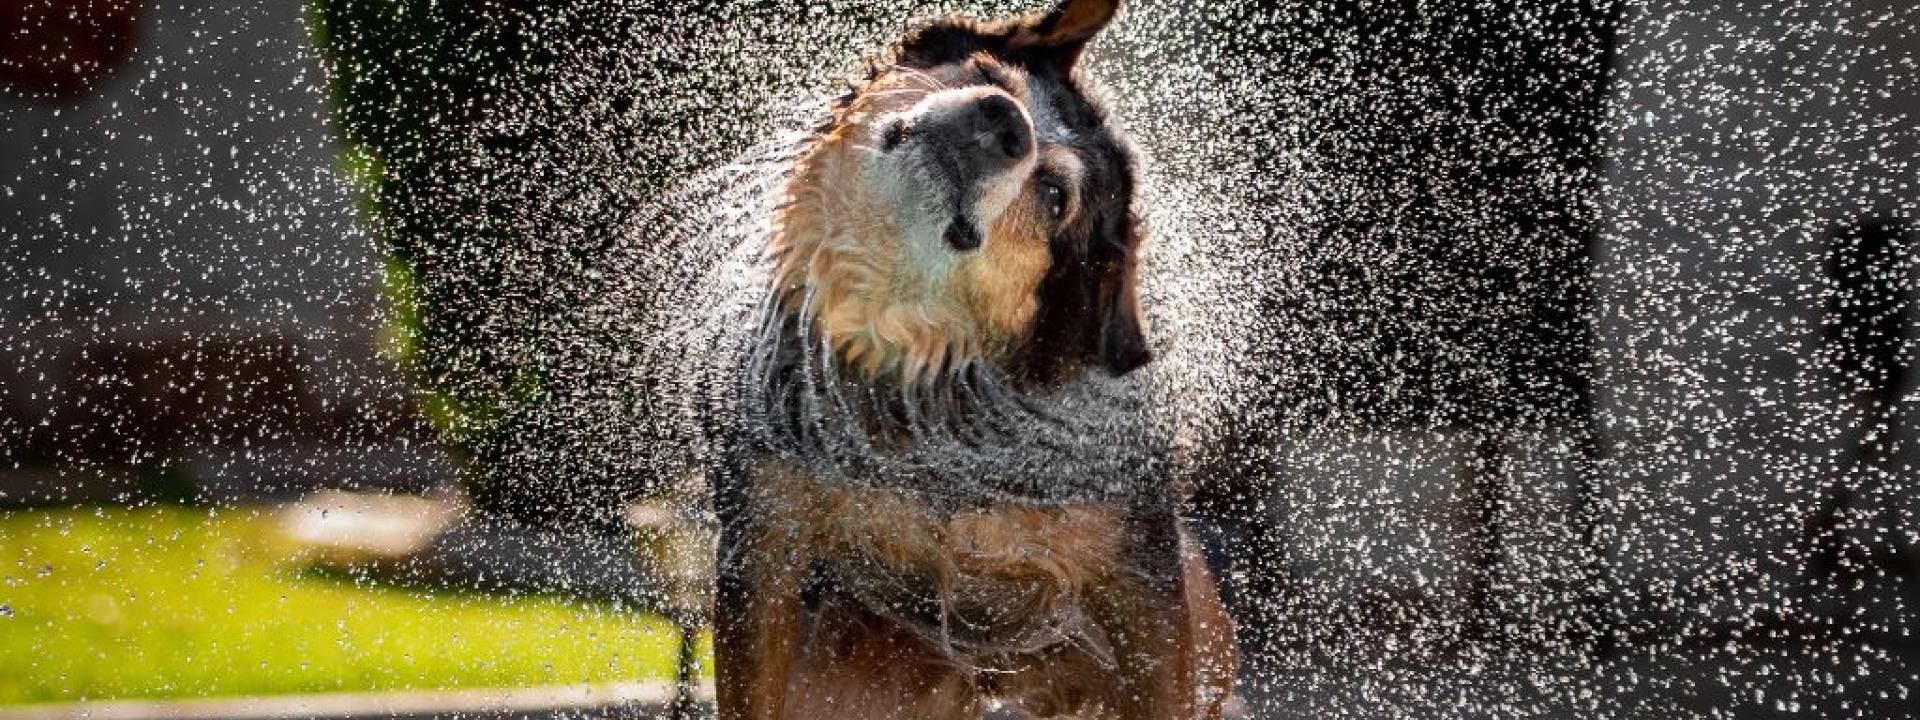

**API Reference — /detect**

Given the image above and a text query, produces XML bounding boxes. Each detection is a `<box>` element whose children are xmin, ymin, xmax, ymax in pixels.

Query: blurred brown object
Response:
<box><xmin>0</xmin><ymin>0</ymin><xmax>141</xmax><ymax>97</ymax></box>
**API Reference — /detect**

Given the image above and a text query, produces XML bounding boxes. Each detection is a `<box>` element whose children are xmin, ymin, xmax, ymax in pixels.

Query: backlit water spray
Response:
<box><xmin>2</xmin><ymin>0</ymin><xmax>1916</xmax><ymax>717</ymax></box>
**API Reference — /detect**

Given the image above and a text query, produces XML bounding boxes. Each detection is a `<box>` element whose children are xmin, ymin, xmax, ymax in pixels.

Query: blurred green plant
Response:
<box><xmin>309</xmin><ymin>0</ymin><xmax>613</xmax><ymax>528</ymax></box>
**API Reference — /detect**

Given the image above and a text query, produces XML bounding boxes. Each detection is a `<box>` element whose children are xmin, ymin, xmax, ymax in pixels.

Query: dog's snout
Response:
<box><xmin>972</xmin><ymin>93</ymin><xmax>1030</xmax><ymax>160</ymax></box>
<box><xmin>908</xmin><ymin>89</ymin><xmax>1033</xmax><ymax>170</ymax></box>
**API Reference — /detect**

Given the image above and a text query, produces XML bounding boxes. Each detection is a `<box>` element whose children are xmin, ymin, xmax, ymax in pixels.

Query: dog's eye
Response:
<box><xmin>1041</xmin><ymin>181</ymin><xmax>1066</xmax><ymax>221</ymax></box>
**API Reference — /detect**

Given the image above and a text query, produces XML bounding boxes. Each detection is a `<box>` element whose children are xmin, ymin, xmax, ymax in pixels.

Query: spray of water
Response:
<box><xmin>4</xmin><ymin>0</ymin><xmax>1918</xmax><ymax>716</ymax></box>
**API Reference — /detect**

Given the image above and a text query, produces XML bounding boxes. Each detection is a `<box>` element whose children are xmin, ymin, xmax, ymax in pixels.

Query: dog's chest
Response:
<box><xmin>754</xmin><ymin>463</ymin><xmax>1130</xmax><ymax>655</ymax></box>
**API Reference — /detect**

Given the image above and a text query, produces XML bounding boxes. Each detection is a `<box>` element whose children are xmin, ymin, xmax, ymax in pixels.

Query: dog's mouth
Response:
<box><xmin>880</xmin><ymin>118</ymin><xmax>909</xmax><ymax>152</ymax></box>
<box><xmin>942</xmin><ymin>216</ymin><xmax>983</xmax><ymax>251</ymax></box>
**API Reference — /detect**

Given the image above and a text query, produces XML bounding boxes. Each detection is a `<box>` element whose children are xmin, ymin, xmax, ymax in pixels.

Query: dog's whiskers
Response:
<box><xmin>892</xmin><ymin>65</ymin><xmax>949</xmax><ymax>91</ymax></box>
<box><xmin>858</xmin><ymin>88</ymin><xmax>933</xmax><ymax>101</ymax></box>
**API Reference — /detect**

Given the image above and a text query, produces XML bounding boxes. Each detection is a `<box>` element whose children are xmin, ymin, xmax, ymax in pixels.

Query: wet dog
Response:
<box><xmin>714</xmin><ymin>1</ymin><xmax>1236</xmax><ymax>717</ymax></box>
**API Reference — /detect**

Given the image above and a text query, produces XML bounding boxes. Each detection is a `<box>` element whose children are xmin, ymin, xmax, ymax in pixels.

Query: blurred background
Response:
<box><xmin>1</xmin><ymin>0</ymin><xmax>1915</xmax><ymax>718</ymax></box>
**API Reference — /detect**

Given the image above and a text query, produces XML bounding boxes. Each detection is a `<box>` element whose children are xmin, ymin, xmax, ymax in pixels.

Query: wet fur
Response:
<box><xmin>716</xmin><ymin>1</ymin><xmax>1236</xmax><ymax>717</ymax></box>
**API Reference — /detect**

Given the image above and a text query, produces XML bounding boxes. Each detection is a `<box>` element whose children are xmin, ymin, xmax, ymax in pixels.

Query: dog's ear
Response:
<box><xmin>1098</xmin><ymin>262</ymin><xmax>1151</xmax><ymax>376</ymax></box>
<box><xmin>1011</xmin><ymin>0</ymin><xmax>1122</xmax><ymax>69</ymax></box>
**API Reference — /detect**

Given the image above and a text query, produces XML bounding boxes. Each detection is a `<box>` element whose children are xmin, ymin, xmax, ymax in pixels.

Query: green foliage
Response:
<box><xmin>311</xmin><ymin>0</ymin><xmax>537</xmax><ymax>448</ymax></box>
<box><xmin>310</xmin><ymin>0</ymin><xmax>607</xmax><ymax>521</ymax></box>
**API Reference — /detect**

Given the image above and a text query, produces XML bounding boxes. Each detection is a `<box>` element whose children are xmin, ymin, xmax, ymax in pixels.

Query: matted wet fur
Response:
<box><xmin>715</xmin><ymin>1</ymin><xmax>1237</xmax><ymax>717</ymax></box>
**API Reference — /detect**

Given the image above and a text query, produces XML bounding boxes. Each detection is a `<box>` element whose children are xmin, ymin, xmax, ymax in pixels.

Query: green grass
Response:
<box><xmin>0</xmin><ymin>505</ymin><xmax>701</xmax><ymax>705</ymax></box>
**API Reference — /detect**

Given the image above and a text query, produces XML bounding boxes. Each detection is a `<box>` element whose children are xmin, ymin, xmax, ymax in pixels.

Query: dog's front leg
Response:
<box><xmin>1090</xmin><ymin>509</ymin><xmax>1225</xmax><ymax>720</ymax></box>
<box><xmin>713</xmin><ymin>516</ymin><xmax>809</xmax><ymax>720</ymax></box>
<box><xmin>1094</xmin><ymin>579</ymin><xmax>1200</xmax><ymax>718</ymax></box>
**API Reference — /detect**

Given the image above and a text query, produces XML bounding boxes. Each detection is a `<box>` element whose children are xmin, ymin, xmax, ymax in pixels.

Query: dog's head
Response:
<box><xmin>771</xmin><ymin>0</ymin><xmax>1148</xmax><ymax>387</ymax></box>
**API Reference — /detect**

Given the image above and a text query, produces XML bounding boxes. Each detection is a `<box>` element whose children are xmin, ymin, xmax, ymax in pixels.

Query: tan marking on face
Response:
<box><xmin>962</xmin><ymin>143</ymin><xmax>1085</xmax><ymax>346</ymax></box>
<box><xmin>958</xmin><ymin>170</ymin><xmax>1063</xmax><ymax>350</ymax></box>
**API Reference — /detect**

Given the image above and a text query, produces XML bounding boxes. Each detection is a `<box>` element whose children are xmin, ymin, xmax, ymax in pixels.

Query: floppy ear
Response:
<box><xmin>1011</xmin><ymin>0</ymin><xmax>1122</xmax><ymax>68</ymax></box>
<box><xmin>1098</xmin><ymin>265</ymin><xmax>1152</xmax><ymax>376</ymax></box>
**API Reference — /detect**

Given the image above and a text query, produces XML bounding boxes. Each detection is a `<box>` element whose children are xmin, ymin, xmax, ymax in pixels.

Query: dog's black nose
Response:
<box><xmin>971</xmin><ymin>94</ymin><xmax>1031</xmax><ymax>160</ymax></box>
<box><xmin>915</xmin><ymin>90</ymin><xmax>1033</xmax><ymax>171</ymax></box>
<box><xmin>943</xmin><ymin>217</ymin><xmax>982</xmax><ymax>251</ymax></box>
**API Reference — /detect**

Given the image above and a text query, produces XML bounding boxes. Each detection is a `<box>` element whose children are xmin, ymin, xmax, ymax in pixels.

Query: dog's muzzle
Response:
<box><xmin>891</xmin><ymin>89</ymin><xmax>1035</xmax><ymax>251</ymax></box>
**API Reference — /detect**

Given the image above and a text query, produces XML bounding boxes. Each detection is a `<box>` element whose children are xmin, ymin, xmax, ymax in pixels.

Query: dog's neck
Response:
<box><xmin>738</xmin><ymin>286</ymin><xmax>1164</xmax><ymax>508</ymax></box>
